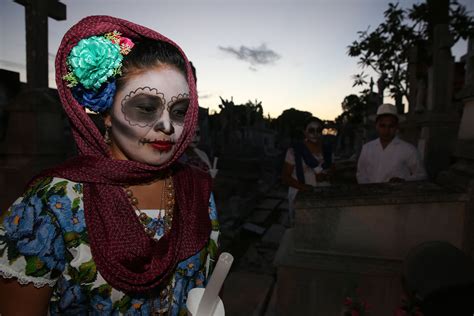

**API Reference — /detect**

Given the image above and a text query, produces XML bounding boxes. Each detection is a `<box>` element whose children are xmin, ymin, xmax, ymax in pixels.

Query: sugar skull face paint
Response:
<box><xmin>106</xmin><ymin>66</ymin><xmax>190</xmax><ymax>165</ymax></box>
<box><xmin>304</xmin><ymin>121</ymin><xmax>322</xmax><ymax>143</ymax></box>
<box><xmin>121</xmin><ymin>87</ymin><xmax>189</xmax><ymax>128</ymax></box>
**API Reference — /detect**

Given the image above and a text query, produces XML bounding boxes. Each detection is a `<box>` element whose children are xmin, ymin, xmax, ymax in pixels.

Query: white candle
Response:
<box><xmin>195</xmin><ymin>252</ymin><xmax>233</xmax><ymax>316</ymax></box>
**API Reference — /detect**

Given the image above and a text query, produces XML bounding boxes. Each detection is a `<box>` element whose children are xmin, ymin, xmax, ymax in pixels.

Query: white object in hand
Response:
<box><xmin>209</xmin><ymin>168</ymin><xmax>218</xmax><ymax>179</ymax></box>
<box><xmin>313</xmin><ymin>165</ymin><xmax>323</xmax><ymax>174</ymax></box>
<box><xmin>189</xmin><ymin>252</ymin><xmax>233</xmax><ymax>316</ymax></box>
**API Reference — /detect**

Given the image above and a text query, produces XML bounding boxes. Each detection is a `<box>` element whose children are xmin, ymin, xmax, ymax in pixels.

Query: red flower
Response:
<box><xmin>344</xmin><ymin>297</ymin><xmax>354</xmax><ymax>306</ymax></box>
<box><xmin>361</xmin><ymin>300</ymin><xmax>371</xmax><ymax>310</ymax></box>
<box><xmin>394</xmin><ymin>307</ymin><xmax>408</xmax><ymax>316</ymax></box>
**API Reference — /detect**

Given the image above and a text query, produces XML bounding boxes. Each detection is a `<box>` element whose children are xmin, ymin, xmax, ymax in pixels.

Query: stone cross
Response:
<box><xmin>426</xmin><ymin>0</ymin><xmax>454</xmax><ymax>112</ymax></box>
<box><xmin>461</xmin><ymin>36</ymin><xmax>474</xmax><ymax>96</ymax></box>
<box><xmin>14</xmin><ymin>0</ymin><xmax>66</xmax><ymax>89</ymax></box>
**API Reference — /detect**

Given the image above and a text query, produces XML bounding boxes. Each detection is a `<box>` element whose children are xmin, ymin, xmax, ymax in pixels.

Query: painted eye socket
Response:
<box><xmin>135</xmin><ymin>104</ymin><xmax>158</xmax><ymax>114</ymax></box>
<box><xmin>170</xmin><ymin>99</ymin><xmax>189</xmax><ymax>123</ymax></box>
<box><xmin>172</xmin><ymin>107</ymin><xmax>187</xmax><ymax>118</ymax></box>
<box><xmin>122</xmin><ymin>92</ymin><xmax>165</xmax><ymax>127</ymax></box>
<box><xmin>307</xmin><ymin>127</ymin><xmax>322</xmax><ymax>134</ymax></box>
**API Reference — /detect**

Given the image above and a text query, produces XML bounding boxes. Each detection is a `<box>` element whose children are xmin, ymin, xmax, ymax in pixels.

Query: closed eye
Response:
<box><xmin>136</xmin><ymin>104</ymin><xmax>158</xmax><ymax>114</ymax></box>
<box><xmin>170</xmin><ymin>99</ymin><xmax>190</xmax><ymax>121</ymax></box>
<box><xmin>172</xmin><ymin>107</ymin><xmax>187</xmax><ymax>117</ymax></box>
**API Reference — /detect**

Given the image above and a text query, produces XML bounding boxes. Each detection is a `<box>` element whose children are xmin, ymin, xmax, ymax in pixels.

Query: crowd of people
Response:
<box><xmin>282</xmin><ymin>102</ymin><xmax>427</xmax><ymax>225</ymax></box>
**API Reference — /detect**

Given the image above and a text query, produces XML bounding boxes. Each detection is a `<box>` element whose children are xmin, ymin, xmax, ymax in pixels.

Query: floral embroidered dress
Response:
<box><xmin>0</xmin><ymin>177</ymin><xmax>220</xmax><ymax>315</ymax></box>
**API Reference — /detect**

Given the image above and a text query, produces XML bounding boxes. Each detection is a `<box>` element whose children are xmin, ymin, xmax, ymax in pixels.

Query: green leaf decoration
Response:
<box><xmin>64</xmin><ymin>248</ymin><xmax>74</xmax><ymax>262</ymax></box>
<box><xmin>64</xmin><ymin>232</ymin><xmax>81</xmax><ymax>248</ymax></box>
<box><xmin>63</xmin><ymin>72</ymin><xmax>79</xmax><ymax>88</ymax></box>
<box><xmin>24</xmin><ymin>177</ymin><xmax>53</xmax><ymax>197</ymax></box>
<box><xmin>72</xmin><ymin>184</ymin><xmax>83</xmax><ymax>194</ymax></box>
<box><xmin>114</xmin><ymin>295</ymin><xmax>132</xmax><ymax>314</ymax></box>
<box><xmin>207</xmin><ymin>239</ymin><xmax>218</xmax><ymax>260</ymax></box>
<box><xmin>50</xmin><ymin>181</ymin><xmax>68</xmax><ymax>196</ymax></box>
<box><xmin>199</xmin><ymin>247</ymin><xmax>208</xmax><ymax>263</ymax></box>
<box><xmin>6</xmin><ymin>240</ymin><xmax>20</xmax><ymax>261</ymax></box>
<box><xmin>81</xmin><ymin>231</ymin><xmax>90</xmax><ymax>244</ymax></box>
<box><xmin>78</xmin><ymin>259</ymin><xmax>97</xmax><ymax>283</ymax></box>
<box><xmin>178</xmin><ymin>309</ymin><xmax>189</xmax><ymax>316</ymax></box>
<box><xmin>71</xmin><ymin>197</ymin><xmax>81</xmax><ymax>212</ymax></box>
<box><xmin>0</xmin><ymin>210</ymin><xmax>10</xmax><ymax>224</ymax></box>
<box><xmin>176</xmin><ymin>267</ymin><xmax>187</xmax><ymax>276</ymax></box>
<box><xmin>97</xmin><ymin>283</ymin><xmax>112</xmax><ymax>296</ymax></box>
<box><xmin>83</xmin><ymin>283</ymin><xmax>93</xmax><ymax>293</ymax></box>
<box><xmin>68</xmin><ymin>265</ymin><xmax>79</xmax><ymax>282</ymax></box>
<box><xmin>211</xmin><ymin>219</ymin><xmax>220</xmax><ymax>231</ymax></box>
<box><xmin>25</xmin><ymin>256</ymin><xmax>49</xmax><ymax>277</ymax></box>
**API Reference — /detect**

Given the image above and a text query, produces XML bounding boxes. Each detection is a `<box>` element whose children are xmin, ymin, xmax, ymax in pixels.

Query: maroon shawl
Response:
<box><xmin>41</xmin><ymin>16</ymin><xmax>212</xmax><ymax>293</ymax></box>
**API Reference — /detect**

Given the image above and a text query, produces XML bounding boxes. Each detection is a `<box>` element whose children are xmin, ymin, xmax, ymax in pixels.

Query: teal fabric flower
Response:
<box><xmin>67</xmin><ymin>36</ymin><xmax>123</xmax><ymax>91</ymax></box>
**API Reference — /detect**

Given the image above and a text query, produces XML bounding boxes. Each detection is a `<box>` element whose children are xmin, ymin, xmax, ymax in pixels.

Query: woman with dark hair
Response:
<box><xmin>0</xmin><ymin>16</ymin><xmax>219</xmax><ymax>315</ymax></box>
<box><xmin>281</xmin><ymin>117</ymin><xmax>333</xmax><ymax>226</ymax></box>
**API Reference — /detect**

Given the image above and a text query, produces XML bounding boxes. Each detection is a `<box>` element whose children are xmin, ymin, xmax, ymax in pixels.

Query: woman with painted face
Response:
<box><xmin>0</xmin><ymin>16</ymin><xmax>219</xmax><ymax>315</ymax></box>
<box><xmin>281</xmin><ymin>117</ymin><xmax>333</xmax><ymax>226</ymax></box>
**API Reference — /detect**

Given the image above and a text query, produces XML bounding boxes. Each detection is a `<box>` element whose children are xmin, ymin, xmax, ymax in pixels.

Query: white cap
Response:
<box><xmin>371</xmin><ymin>103</ymin><xmax>405</xmax><ymax>122</ymax></box>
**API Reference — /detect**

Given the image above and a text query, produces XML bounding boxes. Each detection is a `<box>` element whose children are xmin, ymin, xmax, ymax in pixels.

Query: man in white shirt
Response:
<box><xmin>357</xmin><ymin>103</ymin><xmax>427</xmax><ymax>184</ymax></box>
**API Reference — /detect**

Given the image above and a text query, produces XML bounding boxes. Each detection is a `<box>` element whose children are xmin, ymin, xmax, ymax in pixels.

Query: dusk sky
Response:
<box><xmin>1</xmin><ymin>0</ymin><xmax>473</xmax><ymax>120</ymax></box>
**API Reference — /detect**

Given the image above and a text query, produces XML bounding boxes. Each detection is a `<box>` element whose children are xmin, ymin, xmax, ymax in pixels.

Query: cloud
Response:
<box><xmin>198</xmin><ymin>92</ymin><xmax>213</xmax><ymax>99</ymax></box>
<box><xmin>218</xmin><ymin>44</ymin><xmax>281</xmax><ymax>69</ymax></box>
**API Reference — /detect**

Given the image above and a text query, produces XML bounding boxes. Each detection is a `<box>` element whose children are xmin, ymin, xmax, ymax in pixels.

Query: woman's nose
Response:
<box><xmin>153</xmin><ymin>118</ymin><xmax>174</xmax><ymax>135</ymax></box>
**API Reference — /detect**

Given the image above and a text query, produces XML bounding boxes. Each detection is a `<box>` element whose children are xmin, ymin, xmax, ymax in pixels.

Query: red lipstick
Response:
<box><xmin>149</xmin><ymin>140</ymin><xmax>174</xmax><ymax>151</ymax></box>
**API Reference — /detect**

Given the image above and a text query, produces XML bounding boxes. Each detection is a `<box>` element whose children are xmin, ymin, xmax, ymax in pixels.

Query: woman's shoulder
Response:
<box><xmin>6</xmin><ymin>177</ymin><xmax>83</xmax><ymax>215</ymax></box>
<box><xmin>23</xmin><ymin>177</ymin><xmax>83</xmax><ymax>199</ymax></box>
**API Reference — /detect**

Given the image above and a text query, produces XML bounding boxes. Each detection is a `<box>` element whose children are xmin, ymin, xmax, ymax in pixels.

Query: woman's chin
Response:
<box><xmin>147</xmin><ymin>151</ymin><xmax>176</xmax><ymax>166</ymax></box>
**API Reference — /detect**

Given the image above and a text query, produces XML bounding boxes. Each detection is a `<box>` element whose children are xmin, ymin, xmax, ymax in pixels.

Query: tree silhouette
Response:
<box><xmin>347</xmin><ymin>0</ymin><xmax>474</xmax><ymax>110</ymax></box>
<box><xmin>271</xmin><ymin>108</ymin><xmax>314</xmax><ymax>140</ymax></box>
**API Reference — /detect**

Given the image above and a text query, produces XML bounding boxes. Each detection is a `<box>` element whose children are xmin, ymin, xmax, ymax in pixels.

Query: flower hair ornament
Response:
<box><xmin>63</xmin><ymin>31</ymin><xmax>134</xmax><ymax>113</ymax></box>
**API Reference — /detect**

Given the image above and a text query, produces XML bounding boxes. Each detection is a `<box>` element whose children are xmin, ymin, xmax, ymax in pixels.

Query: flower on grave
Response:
<box><xmin>342</xmin><ymin>287</ymin><xmax>371</xmax><ymax>316</ymax></box>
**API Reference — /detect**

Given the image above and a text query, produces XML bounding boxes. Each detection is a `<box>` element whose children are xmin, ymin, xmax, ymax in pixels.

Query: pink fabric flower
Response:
<box><xmin>119</xmin><ymin>37</ymin><xmax>134</xmax><ymax>55</ymax></box>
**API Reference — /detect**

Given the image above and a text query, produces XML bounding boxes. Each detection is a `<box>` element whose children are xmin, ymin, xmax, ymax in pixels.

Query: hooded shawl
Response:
<box><xmin>34</xmin><ymin>15</ymin><xmax>211</xmax><ymax>293</ymax></box>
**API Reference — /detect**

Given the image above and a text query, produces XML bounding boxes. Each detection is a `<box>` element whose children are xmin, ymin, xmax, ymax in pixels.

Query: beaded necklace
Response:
<box><xmin>124</xmin><ymin>176</ymin><xmax>175</xmax><ymax>237</ymax></box>
<box><xmin>124</xmin><ymin>177</ymin><xmax>176</xmax><ymax>314</ymax></box>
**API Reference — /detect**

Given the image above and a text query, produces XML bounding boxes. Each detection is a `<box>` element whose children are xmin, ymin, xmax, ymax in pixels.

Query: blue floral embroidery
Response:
<box><xmin>126</xmin><ymin>298</ymin><xmax>151</xmax><ymax>315</ymax></box>
<box><xmin>48</xmin><ymin>195</ymin><xmax>85</xmax><ymax>233</ymax></box>
<box><xmin>91</xmin><ymin>294</ymin><xmax>113</xmax><ymax>314</ymax></box>
<box><xmin>72</xmin><ymin>183</ymin><xmax>83</xmax><ymax>194</ymax></box>
<box><xmin>209</xmin><ymin>193</ymin><xmax>218</xmax><ymax>220</ymax></box>
<box><xmin>55</xmin><ymin>278</ymin><xmax>87</xmax><ymax>314</ymax></box>
<box><xmin>177</xmin><ymin>253</ymin><xmax>201</xmax><ymax>277</ymax></box>
<box><xmin>17</xmin><ymin>215</ymin><xmax>64</xmax><ymax>271</ymax></box>
<box><xmin>0</xmin><ymin>178</ymin><xmax>219</xmax><ymax>316</ymax></box>
<box><xmin>4</xmin><ymin>195</ymin><xmax>42</xmax><ymax>239</ymax></box>
<box><xmin>148</xmin><ymin>217</ymin><xmax>165</xmax><ymax>237</ymax></box>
